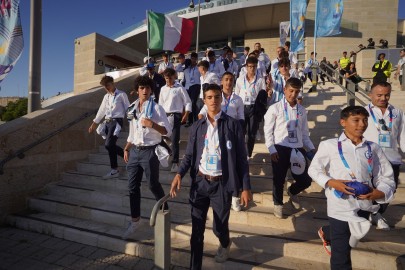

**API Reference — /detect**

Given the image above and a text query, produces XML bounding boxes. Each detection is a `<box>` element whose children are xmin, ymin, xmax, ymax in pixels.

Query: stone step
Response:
<box><xmin>61</xmin><ymin>171</ymin><xmax>326</xmax><ymax>203</ymax></box>
<box><xmin>43</xmin><ymin>182</ymin><xmax>328</xmax><ymax>233</ymax></box>
<box><xmin>7</xmin><ymin>211</ymin><xmax>403</xmax><ymax>270</ymax></box>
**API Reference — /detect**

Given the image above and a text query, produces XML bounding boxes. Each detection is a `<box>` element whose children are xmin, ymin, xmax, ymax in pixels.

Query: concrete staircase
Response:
<box><xmin>6</xmin><ymin>82</ymin><xmax>405</xmax><ymax>269</ymax></box>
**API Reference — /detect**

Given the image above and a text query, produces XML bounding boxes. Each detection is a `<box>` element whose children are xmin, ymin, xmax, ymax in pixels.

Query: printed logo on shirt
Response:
<box><xmin>364</xmin><ymin>150</ymin><xmax>373</xmax><ymax>159</ymax></box>
<box><xmin>392</xmin><ymin>113</ymin><xmax>398</xmax><ymax>119</ymax></box>
<box><xmin>298</xmin><ymin>110</ymin><xmax>303</xmax><ymax>116</ymax></box>
<box><xmin>226</xmin><ymin>140</ymin><xmax>232</xmax><ymax>150</ymax></box>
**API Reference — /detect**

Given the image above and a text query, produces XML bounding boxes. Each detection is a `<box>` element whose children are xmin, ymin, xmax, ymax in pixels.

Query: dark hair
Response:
<box><xmin>190</xmin><ymin>52</ymin><xmax>198</xmax><ymax>58</ymax></box>
<box><xmin>162</xmin><ymin>52</ymin><xmax>169</xmax><ymax>57</ymax></box>
<box><xmin>285</xmin><ymin>77</ymin><xmax>302</xmax><ymax>90</ymax></box>
<box><xmin>284</xmin><ymin>41</ymin><xmax>290</xmax><ymax>48</ymax></box>
<box><xmin>245</xmin><ymin>56</ymin><xmax>258</xmax><ymax>65</ymax></box>
<box><xmin>370</xmin><ymin>81</ymin><xmax>392</xmax><ymax>92</ymax></box>
<box><xmin>378</xmin><ymin>53</ymin><xmax>386</xmax><ymax>58</ymax></box>
<box><xmin>162</xmin><ymin>68</ymin><xmax>176</xmax><ymax>77</ymax></box>
<box><xmin>197</xmin><ymin>60</ymin><xmax>209</xmax><ymax>69</ymax></box>
<box><xmin>208</xmin><ymin>50</ymin><xmax>216</xmax><ymax>58</ymax></box>
<box><xmin>278</xmin><ymin>57</ymin><xmax>291</xmax><ymax>68</ymax></box>
<box><xmin>400</xmin><ymin>49</ymin><xmax>405</xmax><ymax>53</ymax></box>
<box><xmin>178</xmin><ymin>53</ymin><xmax>185</xmax><ymax>58</ymax></box>
<box><xmin>279</xmin><ymin>50</ymin><xmax>289</xmax><ymax>59</ymax></box>
<box><xmin>100</xmin><ymin>75</ymin><xmax>114</xmax><ymax>86</ymax></box>
<box><xmin>203</xmin><ymin>83</ymin><xmax>222</xmax><ymax>98</ymax></box>
<box><xmin>340</xmin><ymin>106</ymin><xmax>369</xmax><ymax>120</ymax></box>
<box><xmin>134</xmin><ymin>75</ymin><xmax>154</xmax><ymax>92</ymax></box>
<box><xmin>248</xmin><ymin>52</ymin><xmax>257</xmax><ymax>57</ymax></box>
<box><xmin>244</xmin><ymin>46</ymin><xmax>250</xmax><ymax>51</ymax></box>
<box><xmin>221</xmin><ymin>71</ymin><xmax>234</xmax><ymax>80</ymax></box>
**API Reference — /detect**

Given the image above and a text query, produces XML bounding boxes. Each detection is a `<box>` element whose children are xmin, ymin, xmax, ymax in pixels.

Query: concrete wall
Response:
<box><xmin>74</xmin><ymin>33</ymin><xmax>144</xmax><ymax>94</ymax></box>
<box><xmin>0</xmin><ymin>72</ymin><xmax>137</xmax><ymax>224</ymax></box>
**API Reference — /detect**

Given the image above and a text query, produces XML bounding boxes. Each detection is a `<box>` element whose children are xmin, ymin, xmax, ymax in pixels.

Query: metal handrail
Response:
<box><xmin>0</xmin><ymin>109</ymin><xmax>98</xmax><ymax>175</ymax></box>
<box><xmin>150</xmin><ymin>194</ymin><xmax>171</xmax><ymax>227</ymax></box>
<box><xmin>320</xmin><ymin>64</ymin><xmax>371</xmax><ymax>106</ymax></box>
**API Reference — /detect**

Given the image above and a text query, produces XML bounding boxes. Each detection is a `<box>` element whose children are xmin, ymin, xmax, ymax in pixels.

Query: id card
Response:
<box><xmin>288</xmin><ymin>130</ymin><xmax>298</xmax><ymax>143</ymax></box>
<box><xmin>378</xmin><ymin>134</ymin><xmax>392</xmax><ymax>148</ymax></box>
<box><xmin>206</xmin><ymin>154</ymin><xmax>219</xmax><ymax>171</ymax></box>
<box><xmin>135</xmin><ymin>126</ymin><xmax>144</xmax><ymax>144</ymax></box>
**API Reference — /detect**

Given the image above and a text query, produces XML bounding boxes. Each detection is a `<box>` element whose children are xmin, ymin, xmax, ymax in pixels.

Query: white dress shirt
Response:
<box><xmin>199</xmin><ymin>92</ymin><xmax>244</xmax><ymax>120</ymax></box>
<box><xmin>363</xmin><ymin>103</ymin><xmax>405</xmax><ymax>164</ymax></box>
<box><xmin>93</xmin><ymin>89</ymin><xmax>130</xmax><ymax>124</ymax></box>
<box><xmin>139</xmin><ymin>66</ymin><xmax>148</xmax><ymax>76</ymax></box>
<box><xmin>234</xmin><ymin>74</ymin><xmax>266</xmax><ymax>105</ymax></box>
<box><xmin>127</xmin><ymin>98</ymin><xmax>172</xmax><ymax>146</ymax></box>
<box><xmin>209</xmin><ymin>59</ymin><xmax>226</xmax><ymax>78</ymax></box>
<box><xmin>289</xmin><ymin>51</ymin><xmax>298</xmax><ymax>65</ymax></box>
<box><xmin>175</xmin><ymin>63</ymin><xmax>185</xmax><ymax>83</ymax></box>
<box><xmin>199</xmin><ymin>72</ymin><xmax>220</xmax><ymax>98</ymax></box>
<box><xmin>239</xmin><ymin>54</ymin><xmax>247</xmax><ymax>67</ymax></box>
<box><xmin>397</xmin><ymin>57</ymin><xmax>405</xmax><ymax>76</ymax></box>
<box><xmin>158</xmin><ymin>61</ymin><xmax>174</xmax><ymax>73</ymax></box>
<box><xmin>264</xmin><ymin>98</ymin><xmax>315</xmax><ymax>154</ymax></box>
<box><xmin>184</xmin><ymin>65</ymin><xmax>200</xmax><ymax>90</ymax></box>
<box><xmin>258</xmin><ymin>52</ymin><xmax>271</xmax><ymax>69</ymax></box>
<box><xmin>159</xmin><ymin>83</ymin><xmax>192</xmax><ymax>113</ymax></box>
<box><xmin>199</xmin><ymin>111</ymin><xmax>222</xmax><ymax>176</ymax></box>
<box><xmin>308</xmin><ymin>133</ymin><xmax>395</xmax><ymax>222</ymax></box>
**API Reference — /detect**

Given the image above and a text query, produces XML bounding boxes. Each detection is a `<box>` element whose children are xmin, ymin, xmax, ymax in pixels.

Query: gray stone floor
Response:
<box><xmin>0</xmin><ymin>227</ymin><xmax>187</xmax><ymax>270</ymax></box>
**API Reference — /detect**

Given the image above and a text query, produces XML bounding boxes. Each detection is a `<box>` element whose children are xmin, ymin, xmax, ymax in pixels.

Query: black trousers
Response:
<box><xmin>339</xmin><ymin>69</ymin><xmax>346</xmax><ymax>85</ymax></box>
<box><xmin>271</xmin><ymin>145</ymin><xmax>312</xmax><ymax>205</ymax></box>
<box><xmin>126</xmin><ymin>147</ymin><xmax>166</xmax><ymax>219</ymax></box>
<box><xmin>244</xmin><ymin>105</ymin><xmax>260</xmax><ymax>157</ymax></box>
<box><xmin>377</xmin><ymin>163</ymin><xmax>400</xmax><ymax>214</ymax></box>
<box><xmin>168</xmin><ymin>113</ymin><xmax>182</xmax><ymax>163</ymax></box>
<box><xmin>105</xmin><ymin>119</ymin><xmax>124</xmax><ymax>169</ymax></box>
<box><xmin>321</xmin><ymin>211</ymin><xmax>368</xmax><ymax>270</ymax></box>
<box><xmin>187</xmin><ymin>84</ymin><xmax>201</xmax><ymax>123</ymax></box>
<box><xmin>189</xmin><ymin>175</ymin><xmax>232</xmax><ymax>270</ymax></box>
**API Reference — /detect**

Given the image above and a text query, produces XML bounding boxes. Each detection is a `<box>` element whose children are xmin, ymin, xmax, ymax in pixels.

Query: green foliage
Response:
<box><xmin>1</xmin><ymin>98</ymin><xmax>28</xmax><ymax>122</ymax></box>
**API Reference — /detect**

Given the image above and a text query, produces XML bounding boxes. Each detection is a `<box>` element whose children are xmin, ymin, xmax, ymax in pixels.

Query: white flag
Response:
<box><xmin>279</xmin><ymin>21</ymin><xmax>290</xmax><ymax>46</ymax></box>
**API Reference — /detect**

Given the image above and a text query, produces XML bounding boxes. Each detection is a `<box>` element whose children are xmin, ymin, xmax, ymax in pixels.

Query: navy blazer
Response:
<box><xmin>178</xmin><ymin>112</ymin><xmax>251</xmax><ymax>193</ymax></box>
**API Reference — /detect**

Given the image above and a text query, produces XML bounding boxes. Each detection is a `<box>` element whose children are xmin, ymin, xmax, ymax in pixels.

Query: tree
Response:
<box><xmin>1</xmin><ymin>98</ymin><xmax>28</xmax><ymax>122</ymax></box>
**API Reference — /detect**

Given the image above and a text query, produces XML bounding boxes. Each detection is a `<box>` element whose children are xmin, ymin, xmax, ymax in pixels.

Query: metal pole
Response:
<box><xmin>154</xmin><ymin>211</ymin><xmax>171</xmax><ymax>270</ymax></box>
<box><xmin>401</xmin><ymin>64</ymin><xmax>405</xmax><ymax>91</ymax></box>
<box><xmin>195</xmin><ymin>0</ymin><xmax>201</xmax><ymax>53</ymax></box>
<box><xmin>28</xmin><ymin>0</ymin><xmax>42</xmax><ymax>113</ymax></box>
<box><xmin>311</xmin><ymin>0</ymin><xmax>318</xmax><ymax>92</ymax></box>
<box><xmin>347</xmin><ymin>82</ymin><xmax>355</xmax><ymax>106</ymax></box>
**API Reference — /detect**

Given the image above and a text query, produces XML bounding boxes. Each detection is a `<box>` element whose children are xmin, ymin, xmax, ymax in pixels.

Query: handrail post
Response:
<box><xmin>150</xmin><ymin>194</ymin><xmax>171</xmax><ymax>270</ymax></box>
<box><xmin>347</xmin><ymin>81</ymin><xmax>355</xmax><ymax>106</ymax></box>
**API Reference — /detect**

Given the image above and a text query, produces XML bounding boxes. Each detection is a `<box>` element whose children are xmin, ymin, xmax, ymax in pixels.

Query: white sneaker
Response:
<box><xmin>122</xmin><ymin>219</ymin><xmax>141</xmax><ymax>239</ymax></box>
<box><xmin>170</xmin><ymin>163</ymin><xmax>179</xmax><ymax>173</ymax></box>
<box><xmin>274</xmin><ymin>205</ymin><xmax>283</xmax><ymax>219</ymax></box>
<box><xmin>256</xmin><ymin>131</ymin><xmax>261</xmax><ymax>141</ymax></box>
<box><xmin>287</xmin><ymin>188</ymin><xmax>301</xmax><ymax>210</ymax></box>
<box><xmin>215</xmin><ymin>241</ymin><xmax>231</xmax><ymax>263</ymax></box>
<box><xmin>231</xmin><ymin>196</ymin><xmax>241</xmax><ymax>212</ymax></box>
<box><xmin>371</xmin><ymin>213</ymin><xmax>390</xmax><ymax>230</ymax></box>
<box><xmin>103</xmin><ymin>169</ymin><xmax>119</xmax><ymax>179</ymax></box>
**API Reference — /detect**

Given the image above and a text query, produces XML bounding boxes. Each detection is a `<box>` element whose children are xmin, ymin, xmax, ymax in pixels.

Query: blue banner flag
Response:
<box><xmin>315</xmin><ymin>0</ymin><xmax>344</xmax><ymax>37</ymax></box>
<box><xmin>0</xmin><ymin>0</ymin><xmax>23</xmax><ymax>84</ymax></box>
<box><xmin>290</xmin><ymin>0</ymin><xmax>307</xmax><ymax>53</ymax></box>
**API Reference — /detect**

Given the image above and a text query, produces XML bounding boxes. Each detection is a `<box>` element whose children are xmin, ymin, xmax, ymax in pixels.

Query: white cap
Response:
<box><xmin>206</xmin><ymin>47</ymin><xmax>213</xmax><ymax>52</ymax></box>
<box><xmin>143</xmin><ymin>56</ymin><xmax>151</xmax><ymax>63</ymax></box>
<box><xmin>290</xmin><ymin>149</ymin><xmax>306</xmax><ymax>175</ymax></box>
<box><xmin>155</xmin><ymin>145</ymin><xmax>169</xmax><ymax>168</ymax></box>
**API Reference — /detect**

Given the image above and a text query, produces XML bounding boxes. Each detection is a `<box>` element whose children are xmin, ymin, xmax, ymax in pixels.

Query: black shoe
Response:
<box><xmin>308</xmin><ymin>89</ymin><xmax>313</xmax><ymax>93</ymax></box>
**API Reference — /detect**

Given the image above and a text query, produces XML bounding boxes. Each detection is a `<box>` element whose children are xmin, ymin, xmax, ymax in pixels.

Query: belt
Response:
<box><xmin>133</xmin><ymin>144</ymin><xmax>157</xmax><ymax>150</ymax></box>
<box><xmin>166</xmin><ymin>112</ymin><xmax>182</xmax><ymax>116</ymax></box>
<box><xmin>197</xmin><ymin>171</ymin><xmax>222</xmax><ymax>181</ymax></box>
<box><xmin>105</xmin><ymin>118</ymin><xmax>123</xmax><ymax>123</ymax></box>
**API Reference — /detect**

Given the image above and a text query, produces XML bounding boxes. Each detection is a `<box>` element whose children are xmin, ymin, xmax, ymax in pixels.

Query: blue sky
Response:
<box><xmin>0</xmin><ymin>0</ymin><xmax>404</xmax><ymax>98</ymax></box>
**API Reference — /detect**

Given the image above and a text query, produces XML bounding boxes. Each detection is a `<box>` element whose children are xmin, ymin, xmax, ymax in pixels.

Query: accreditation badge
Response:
<box><xmin>288</xmin><ymin>129</ymin><xmax>298</xmax><ymax>143</ymax></box>
<box><xmin>378</xmin><ymin>134</ymin><xmax>392</xmax><ymax>148</ymax></box>
<box><xmin>206</xmin><ymin>154</ymin><xmax>219</xmax><ymax>171</ymax></box>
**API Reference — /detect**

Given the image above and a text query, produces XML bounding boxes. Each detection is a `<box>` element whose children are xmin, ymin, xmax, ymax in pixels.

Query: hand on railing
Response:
<box><xmin>170</xmin><ymin>174</ymin><xmax>182</xmax><ymax>198</ymax></box>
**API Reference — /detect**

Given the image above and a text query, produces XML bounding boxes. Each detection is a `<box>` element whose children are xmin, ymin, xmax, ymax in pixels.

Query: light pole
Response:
<box><xmin>189</xmin><ymin>0</ymin><xmax>210</xmax><ymax>54</ymax></box>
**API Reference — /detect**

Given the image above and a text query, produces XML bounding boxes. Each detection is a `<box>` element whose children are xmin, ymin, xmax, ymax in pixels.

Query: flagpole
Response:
<box><xmin>311</xmin><ymin>0</ymin><xmax>318</xmax><ymax>92</ymax></box>
<box><xmin>146</xmin><ymin>10</ymin><xmax>150</xmax><ymax>63</ymax></box>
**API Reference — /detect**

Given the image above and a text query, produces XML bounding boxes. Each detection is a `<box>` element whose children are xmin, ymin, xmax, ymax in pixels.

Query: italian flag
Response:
<box><xmin>148</xmin><ymin>11</ymin><xmax>195</xmax><ymax>54</ymax></box>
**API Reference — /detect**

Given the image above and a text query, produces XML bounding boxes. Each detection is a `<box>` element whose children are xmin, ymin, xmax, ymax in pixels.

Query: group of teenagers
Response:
<box><xmin>88</xmin><ymin>44</ymin><xmax>404</xmax><ymax>270</ymax></box>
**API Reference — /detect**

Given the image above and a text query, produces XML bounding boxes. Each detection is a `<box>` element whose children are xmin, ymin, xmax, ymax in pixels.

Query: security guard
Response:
<box><xmin>372</xmin><ymin>53</ymin><xmax>392</xmax><ymax>84</ymax></box>
<box><xmin>339</xmin><ymin>51</ymin><xmax>350</xmax><ymax>85</ymax></box>
<box><xmin>170</xmin><ymin>84</ymin><xmax>252</xmax><ymax>270</ymax></box>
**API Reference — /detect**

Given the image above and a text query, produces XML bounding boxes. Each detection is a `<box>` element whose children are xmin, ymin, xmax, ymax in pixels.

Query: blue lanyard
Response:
<box><xmin>244</xmin><ymin>76</ymin><xmax>257</xmax><ymax>96</ymax></box>
<box><xmin>338</xmin><ymin>140</ymin><xmax>373</xmax><ymax>180</ymax></box>
<box><xmin>283</xmin><ymin>99</ymin><xmax>299</xmax><ymax>128</ymax></box>
<box><xmin>189</xmin><ymin>66</ymin><xmax>195</xmax><ymax>77</ymax></box>
<box><xmin>369</xmin><ymin>104</ymin><xmax>392</xmax><ymax>132</ymax></box>
<box><xmin>210</xmin><ymin>62</ymin><xmax>215</xmax><ymax>71</ymax></box>
<box><xmin>224</xmin><ymin>93</ymin><xmax>233</xmax><ymax>114</ymax></box>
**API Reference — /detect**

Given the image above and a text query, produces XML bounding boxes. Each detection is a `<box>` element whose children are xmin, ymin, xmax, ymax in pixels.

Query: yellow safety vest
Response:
<box><xmin>339</xmin><ymin>57</ymin><xmax>350</xmax><ymax>69</ymax></box>
<box><xmin>373</xmin><ymin>60</ymin><xmax>392</xmax><ymax>78</ymax></box>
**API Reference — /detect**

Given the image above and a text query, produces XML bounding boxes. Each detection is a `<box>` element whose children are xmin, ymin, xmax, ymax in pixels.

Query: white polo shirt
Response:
<box><xmin>94</xmin><ymin>89</ymin><xmax>130</xmax><ymax>124</ymax></box>
<box><xmin>159</xmin><ymin>83</ymin><xmax>192</xmax><ymax>113</ymax></box>
<box><xmin>234</xmin><ymin>74</ymin><xmax>266</xmax><ymax>105</ymax></box>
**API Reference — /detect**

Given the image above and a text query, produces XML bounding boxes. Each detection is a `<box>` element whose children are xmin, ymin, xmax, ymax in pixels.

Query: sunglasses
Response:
<box><xmin>378</xmin><ymin>119</ymin><xmax>389</xmax><ymax>131</ymax></box>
